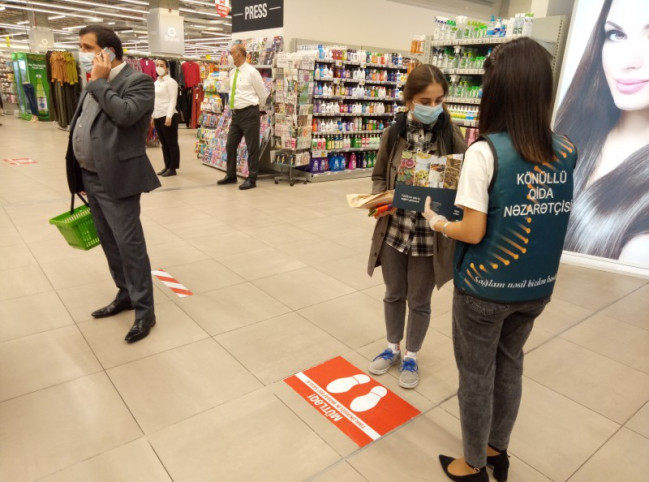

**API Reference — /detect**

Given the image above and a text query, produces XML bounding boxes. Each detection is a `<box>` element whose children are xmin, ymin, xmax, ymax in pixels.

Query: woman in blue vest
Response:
<box><xmin>424</xmin><ymin>37</ymin><xmax>577</xmax><ymax>481</ymax></box>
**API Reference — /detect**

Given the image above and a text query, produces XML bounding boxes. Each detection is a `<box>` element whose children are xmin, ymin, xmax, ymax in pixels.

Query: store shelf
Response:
<box><xmin>306</xmin><ymin>167</ymin><xmax>373</xmax><ymax>182</ymax></box>
<box><xmin>314</xmin><ymin>129</ymin><xmax>384</xmax><ymax>135</ymax></box>
<box><xmin>313</xmin><ymin>94</ymin><xmax>398</xmax><ymax>102</ymax></box>
<box><xmin>311</xmin><ymin>147</ymin><xmax>379</xmax><ymax>156</ymax></box>
<box><xmin>451</xmin><ymin>119</ymin><xmax>479</xmax><ymax>127</ymax></box>
<box><xmin>317</xmin><ymin>77</ymin><xmax>399</xmax><ymax>86</ymax></box>
<box><xmin>315</xmin><ymin>59</ymin><xmax>407</xmax><ymax>70</ymax></box>
<box><xmin>313</xmin><ymin>112</ymin><xmax>394</xmax><ymax>117</ymax></box>
<box><xmin>446</xmin><ymin>97</ymin><xmax>481</xmax><ymax>104</ymax></box>
<box><xmin>430</xmin><ymin>37</ymin><xmax>511</xmax><ymax>47</ymax></box>
<box><xmin>440</xmin><ymin>68</ymin><xmax>485</xmax><ymax>75</ymax></box>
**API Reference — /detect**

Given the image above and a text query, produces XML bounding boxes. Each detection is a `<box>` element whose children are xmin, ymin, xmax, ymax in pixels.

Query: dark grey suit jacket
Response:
<box><xmin>66</xmin><ymin>64</ymin><xmax>161</xmax><ymax>199</ymax></box>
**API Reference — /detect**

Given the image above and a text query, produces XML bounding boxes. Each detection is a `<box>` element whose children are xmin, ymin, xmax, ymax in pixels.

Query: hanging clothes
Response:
<box><xmin>181</xmin><ymin>61</ymin><xmax>201</xmax><ymax>88</ymax></box>
<box><xmin>139</xmin><ymin>59</ymin><xmax>157</xmax><ymax>80</ymax></box>
<box><xmin>46</xmin><ymin>51</ymin><xmax>81</xmax><ymax>128</ymax></box>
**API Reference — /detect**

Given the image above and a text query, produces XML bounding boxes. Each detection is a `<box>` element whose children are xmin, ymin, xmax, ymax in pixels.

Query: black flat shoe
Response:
<box><xmin>161</xmin><ymin>169</ymin><xmax>176</xmax><ymax>177</ymax></box>
<box><xmin>439</xmin><ymin>455</ymin><xmax>488</xmax><ymax>482</ymax></box>
<box><xmin>91</xmin><ymin>298</ymin><xmax>134</xmax><ymax>318</ymax></box>
<box><xmin>217</xmin><ymin>175</ymin><xmax>237</xmax><ymax>185</ymax></box>
<box><xmin>125</xmin><ymin>315</ymin><xmax>156</xmax><ymax>343</ymax></box>
<box><xmin>487</xmin><ymin>445</ymin><xmax>510</xmax><ymax>482</ymax></box>
<box><xmin>157</xmin><ymin>168</ymin><xmax>168</xmax><ymax>175</ymax></box>
<box><xmin>238</xmin><ymin>178</ymin><xmax>256</xmax><ymax>190</ymax></box>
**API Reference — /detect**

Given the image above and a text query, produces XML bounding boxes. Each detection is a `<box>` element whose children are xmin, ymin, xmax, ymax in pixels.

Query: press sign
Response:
<box><xmin>232</xmin><ymin>0</ymin><xmax>283</xmax><ymax>33</ymax></box>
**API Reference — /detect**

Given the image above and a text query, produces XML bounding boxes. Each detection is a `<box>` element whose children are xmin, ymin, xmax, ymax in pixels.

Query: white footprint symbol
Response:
<box><xmin>350</xmin><ymin>386</ymin><xmax>388</xmax><ymax>412</ymax></box>
<box><xmin>326</xmin><ymin>374</ymin><xmax>371</xmax><ymax>394</ymax></box>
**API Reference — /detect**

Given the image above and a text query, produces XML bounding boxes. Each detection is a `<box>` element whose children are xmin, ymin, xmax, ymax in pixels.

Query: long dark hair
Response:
<box><xmin>479</xmin><ymin>37</ymin><xmax>554</xmax><ymax>164</ymax></box>
<box><xmin>556</xmin><ymin>0</ymin><xmax>649</xmax><ymax>259</ymax></box>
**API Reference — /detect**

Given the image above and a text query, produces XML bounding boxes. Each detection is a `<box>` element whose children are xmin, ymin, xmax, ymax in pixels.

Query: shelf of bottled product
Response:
<box><xmin>316</xmin><ymin>59</ymin><xmax>407</xmax><ymax>70</ymax></box>
<box><xmin>430</xmin><ymin>37</ymin><xmax>511</xmax><ymax>47</ymax></box>
<box><xmin>314</xmin><ymin>129</ymin><xmax>384</xmax><ymax>135</ymax></box>
<box><xmin>313</xmin><ymin>94</ymin><xmax>399</xmax><ymax>102</ymax></box>
<box><xmin>451</xmin><ymin>119</ymin><xmax>479</xmax><ymax>127</ymax></box>
<box><xmin>311</xmin><ymin>147</ymin><xmax>378</xmax><ymax>156</ymax></box>
<box><xmin>445</xmin><ymin>96</ymin><xmax>481</xmax><ymax>104</ymax></box>
<box><xmin>313</xmin><ymin>112</ymin><xmax>394</xmax><ymax>117</ymax></box>
<box><xmin>440</xmin><ymin>68</ymin><xmax>485</xmax><ymax>75</ymax></box>
<box><xmin>316</xmin><ymin>77</ymin><xmax>401</xmax><ymax>87</ymax></box>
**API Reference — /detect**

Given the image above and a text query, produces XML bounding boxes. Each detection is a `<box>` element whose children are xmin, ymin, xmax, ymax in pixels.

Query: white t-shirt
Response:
<box><xmin>454</xmin><ymin>140</ymin><xmax>495</xmax><ymax>214</ymax></box>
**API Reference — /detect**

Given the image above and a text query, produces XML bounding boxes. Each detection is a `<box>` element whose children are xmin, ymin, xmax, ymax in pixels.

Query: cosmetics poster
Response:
<box><xmin>554</xmin><ymin>0</ymin><xmax>649</xmax><ymax>272</ymax></box>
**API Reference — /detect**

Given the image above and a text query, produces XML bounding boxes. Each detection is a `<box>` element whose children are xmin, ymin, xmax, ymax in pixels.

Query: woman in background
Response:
<box><xmin>153</xmin><ymin>59</ymin><xmax>180</xmax><ymax>177</ymax></box>
<box><xmin>425</xmin><ymin>37</ymin><xmax>577</xmax><ymax>481</ymax></box>
<box><xmin>556</xmin><ymin>0</ymin><xmax>649</xmax><ymax>266</ymax></box>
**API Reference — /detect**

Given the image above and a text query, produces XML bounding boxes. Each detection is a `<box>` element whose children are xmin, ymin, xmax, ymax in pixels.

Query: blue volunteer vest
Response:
<box><xmin>454</xmin><ymin>132</ymin><xmax>577</xmax><ymax>303</ymax></box>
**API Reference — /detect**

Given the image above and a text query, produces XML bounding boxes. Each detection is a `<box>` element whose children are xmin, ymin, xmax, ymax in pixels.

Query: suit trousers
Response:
<box><xmin>154</xmin><ymin>115</ymin><xmax>180</xmax><ymax>170</ymax></box>
<box><xmin>226</xmin><ymin>105</ymin><xmax>260</xmax><ymax>180</ymax></box>
<box><xmin>379</xmin><ymin>242</ymin><xmax>436</xmax><ymax>352</ymax></box>
<box><xmin>452</xmin><ymin>289</ymin><xmax>549</xmax><ymax>468</ymax></box>
<box><xmin>82</xmin><ymin>170</ymin><xmax>155</xmax><ymax>319</ymax></box>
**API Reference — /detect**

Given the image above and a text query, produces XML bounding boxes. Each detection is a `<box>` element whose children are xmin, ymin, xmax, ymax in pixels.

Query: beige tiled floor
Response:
<box><xmin>1</xmin><ymin>114</ymin><xmax>648</xmax><ymax>481</ymax></box>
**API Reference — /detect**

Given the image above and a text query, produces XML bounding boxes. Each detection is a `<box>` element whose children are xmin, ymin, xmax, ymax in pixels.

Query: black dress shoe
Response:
<box><xmin>439</xmin><ymin>455</ymin><xmax>488</xmax><ymax>482</ymax></box>
<box><xmin>157</xmin><ymin>168</ymin><xmax>168</xmax><ymax>175</ymax></box>
<box><xmin>124</xmin><ymin>315</ymin><xmax>156</xmax><ymax>343</ymax></box>
<box><xmin>217</xmin><ymin>175</ymin><xmax>237</xmax><ymax>185</ymax></box>
<box><xmin>161</xmin><ymin>169</ymin><xmax>177</xmax><ymax>177</ymax></box>
<box><xmin>487</xmin><ymin>445</ymin><xmax>509</xmax><ymax>482</ymax></box>
<box><xmin>91</xmin><ymin>298</ymin><xmax>134</xmax><ymax>318</ymax></box>
<box><xmin>238</xmin><ymin>178</ymin><xmax>256</xmax><ymax>190</ymax></box>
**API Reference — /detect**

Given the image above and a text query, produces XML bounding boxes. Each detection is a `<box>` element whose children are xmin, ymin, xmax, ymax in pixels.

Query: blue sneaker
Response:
<box><xmin>399</xmin><ymin>357</ymin><xmax>419</xmax><ymax>388</ymax></box>
<box><xmin>369</xmin><ymin>348</ymin><xmax>400</xmax><ymax>375</ymax></box>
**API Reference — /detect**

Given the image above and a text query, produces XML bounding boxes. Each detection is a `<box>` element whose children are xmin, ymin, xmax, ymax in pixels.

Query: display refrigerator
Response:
<box><xmin>11</xmin><ymin>52</ymin><xmax>51</xmax><ymax>121</ymax></box>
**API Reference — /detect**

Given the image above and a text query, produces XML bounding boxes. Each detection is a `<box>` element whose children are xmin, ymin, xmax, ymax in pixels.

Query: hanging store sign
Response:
<box><xmin>215</xmin><ymin>0</ymin><xmax>231</xmax><ymax>18</ymax></box>
<box><xmin>148</xmin><ymin>8</ymin><xmax>185</xmax><ymax>56</ymax></box>
<box><xmin>232</xmin><ymin>0</ymin><xmax>283</xmax><ymax>33</ymax></box>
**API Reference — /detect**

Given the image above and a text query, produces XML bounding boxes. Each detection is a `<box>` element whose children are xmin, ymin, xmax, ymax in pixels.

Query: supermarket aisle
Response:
<box><xmin>1</xmin><ymin>114</ymin><xmax>648</xmax><ymax>482</ymax></box>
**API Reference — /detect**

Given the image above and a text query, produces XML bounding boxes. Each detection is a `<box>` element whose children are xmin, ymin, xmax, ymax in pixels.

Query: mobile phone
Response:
<box><xmin>103</xmin><ymin>47</ymin><xmax>116</xmax><ymax>63</ymax></box>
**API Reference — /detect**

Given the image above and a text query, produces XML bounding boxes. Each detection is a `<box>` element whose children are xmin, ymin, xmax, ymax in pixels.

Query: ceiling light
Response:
<box><xmin>48</xmin><ymin>15</ymin><xmax>66</xmax><ymax>20</ymax></box>
<box><xmin>60</xmin><ymin>0</ymin><xmax>147</xmax><ymax>15</ymax></box>
<box><xmin>1</xmin><ymin>0</ymin><xmax>141</xmax><ymax>21</ymax></box>
<box><xmin>178</xmin><ymin>8</ymin><xmax>225</xmax><ymax>18</ymax></box>
<box><xmin>0</xmin><ymin>3</ymin><xmax>104</xmax><ymax>22</ymax></box>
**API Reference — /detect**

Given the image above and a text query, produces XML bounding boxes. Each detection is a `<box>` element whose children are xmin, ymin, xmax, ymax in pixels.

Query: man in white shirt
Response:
<box><xmin>216</xmin><ymin>44</ymin><xmax>268</xmax><ymax>190</ymax></box>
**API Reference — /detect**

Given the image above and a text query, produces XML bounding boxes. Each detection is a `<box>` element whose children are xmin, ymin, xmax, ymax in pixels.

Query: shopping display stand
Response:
<box><xmin>272</xmin><ymin>53</ymin><xmax>315</xmax><ymax>186</ymax></box>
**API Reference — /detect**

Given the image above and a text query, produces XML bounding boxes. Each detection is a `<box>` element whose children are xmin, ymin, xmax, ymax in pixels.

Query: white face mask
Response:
<box><xmin>228</xmin><ymin>54</ymin><xmax>234</xmax><ymax>66</ymax></box>
<box><xmin>156</xmin><ymin>67</ymin><xmax>166</xmax><ymax>77</ymax></box>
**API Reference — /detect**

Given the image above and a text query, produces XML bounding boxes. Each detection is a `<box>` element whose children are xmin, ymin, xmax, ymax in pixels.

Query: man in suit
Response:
<box><xmin>66</xmin><ymin>25</ymin><xmax>161</xmax><ymax>343</ymax></box>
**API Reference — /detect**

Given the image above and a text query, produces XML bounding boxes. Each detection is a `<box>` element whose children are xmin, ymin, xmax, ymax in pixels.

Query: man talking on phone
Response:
<box><xmin>66</xmin><ymin>25</ymin><xmax>160</xmax><ymax>343</ymax></box>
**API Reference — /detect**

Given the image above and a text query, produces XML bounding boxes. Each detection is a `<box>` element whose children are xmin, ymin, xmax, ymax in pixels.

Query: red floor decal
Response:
<box><xmin>284</xmin><ymin>356</ymin><xmax>421</xmax><ymax>447</ymax></box>
<box><xmin>152</xmin><ymin>269</ymin><xmax>193</xmax><ymax>297</ymax></box>
<box><xmin>4</xmin><ymin>158</ymin><xmax>37</xmax><ymax>165</ymax></box>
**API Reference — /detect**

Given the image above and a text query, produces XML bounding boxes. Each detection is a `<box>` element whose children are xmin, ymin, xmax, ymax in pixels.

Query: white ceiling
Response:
<box><xmin>0</xmin><ymin>0</ymin><xmax>232</xmax><ymax>56</ymax></box>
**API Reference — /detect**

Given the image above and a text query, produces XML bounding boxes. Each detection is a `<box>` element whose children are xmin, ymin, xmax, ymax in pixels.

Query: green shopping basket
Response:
<box><xmin>49</xmin><ymin>193</ymin><xmax>100</xmax><ymax>250</ymax></box>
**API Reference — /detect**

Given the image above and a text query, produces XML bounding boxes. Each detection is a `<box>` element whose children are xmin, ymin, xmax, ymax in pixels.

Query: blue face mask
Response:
<box><xmin>78</xmin><ymin>48</ymin><xmax>115</xmax><ymax>73</ymax></box>
<box><xmin>413</xmin><ymin>103</ymin><xmax>443</xmax><ymax>125</ymax></box>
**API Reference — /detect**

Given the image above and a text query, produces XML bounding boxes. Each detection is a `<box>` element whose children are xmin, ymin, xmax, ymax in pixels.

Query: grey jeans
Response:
<box><xmin>452</xmin><ymin>288</ymin><xmax>549</xmax><ymax>467</ymax></box>
<box><xmin>379</xmin><ymin>243</ymin><xmax>436</xmax><ymax>352</ymax></box>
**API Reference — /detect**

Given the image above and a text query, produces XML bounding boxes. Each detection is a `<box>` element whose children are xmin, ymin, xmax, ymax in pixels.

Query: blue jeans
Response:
<box><xmin>452</xmin><ymin>288</ymin><xmax>549</xmax><ymax>467</ymax></box>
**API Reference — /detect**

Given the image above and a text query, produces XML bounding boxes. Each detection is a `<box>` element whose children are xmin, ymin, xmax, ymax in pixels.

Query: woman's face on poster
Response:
<box><xmin>601</xmin><ymin>0</ymin><xmax>649</xmax><ymax>112</ymax></box>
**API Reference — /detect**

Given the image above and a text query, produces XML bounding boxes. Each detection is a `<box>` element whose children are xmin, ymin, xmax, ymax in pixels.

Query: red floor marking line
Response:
<box><xmin>151</xmin><ymin>269</ymin><xmax>193</xmax><ymax>298</ymax></box>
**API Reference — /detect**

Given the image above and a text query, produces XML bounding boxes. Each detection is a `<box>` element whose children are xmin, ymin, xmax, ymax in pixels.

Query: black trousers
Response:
<box><xmin>82</xmin><ymin>170</ymin><xmax>155</xmax><ymax>320</ymax></box>
<box><xmin>154</xmin><ymin>114</ymin><xmax>180</xmax><ymax>170</ymax></box>
<box><xmin>226</xmin><ymin>105</ymin><xmax>260</xmax><ymax>180</ymax></box>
